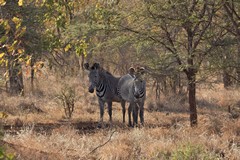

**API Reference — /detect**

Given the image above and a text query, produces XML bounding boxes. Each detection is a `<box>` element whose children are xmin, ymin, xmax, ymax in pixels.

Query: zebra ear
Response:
<box><xmin>84</xmin><ymin>63</ymin><xmax>90</xmax><ymax>70</ymax></box>
<box><xmin>139</xmin><ymin>67</ymin><xmax>145</xmax><ymax>75</ymax></box>
<box><xmin>92</xmin><ymin>63</ymin><xmax>100</xmax><ymax>70</ymax></box>
<box><xmin>136</xmin><ymin>66</ymin><xmax>145</xmax><ymax>74</ymax></box>
<box><xmin>128</xmin><ymin>67</ymin><xmax>135</xmax><ymax>75</ymax></box>
<box><xmin>136</xmin><ymin>67</ymin><xmax>145</xmax><ymax>78</ymax></box>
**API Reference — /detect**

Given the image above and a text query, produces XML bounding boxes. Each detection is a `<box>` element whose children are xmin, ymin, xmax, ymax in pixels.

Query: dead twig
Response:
<box><xmin>84</xmin><ymin>130</ymin><xmax>116</xmax><ymax>158</ymax></box>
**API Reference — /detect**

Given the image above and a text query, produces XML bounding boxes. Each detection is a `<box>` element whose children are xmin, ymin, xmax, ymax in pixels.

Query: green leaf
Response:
<box><xmin>0</xmin><ymin>35</ymin><xmax>7</xmax><ymax>43</ymax></box>
<box><xmin>16</xmin><ymin>26</ymin><xmax>26</xmax><ymax>38</ymax></box>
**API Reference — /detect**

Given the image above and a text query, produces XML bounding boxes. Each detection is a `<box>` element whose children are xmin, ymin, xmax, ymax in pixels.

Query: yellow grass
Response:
<box><xmin>1</xmin><ymin>72</ymin><xmax>240</xmax><ymax>159</ymax></box>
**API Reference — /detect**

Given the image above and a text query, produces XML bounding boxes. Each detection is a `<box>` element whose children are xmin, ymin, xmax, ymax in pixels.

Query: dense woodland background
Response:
<box><xmin>1</xmin><ymin>0</ymin><xmax>240</xmax><ymax>125</ymax></box>
<box><xmin>0</xmin><ymin>0</ymin><xmax>240</xmax><ymax>159</ymax></box>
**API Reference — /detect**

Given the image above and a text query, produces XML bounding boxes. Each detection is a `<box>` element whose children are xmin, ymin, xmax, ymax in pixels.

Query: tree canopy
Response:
<box><xmin>1</xmin><ymin>0</ymin><xmax>240</xmax><ymax>126</ymax></box>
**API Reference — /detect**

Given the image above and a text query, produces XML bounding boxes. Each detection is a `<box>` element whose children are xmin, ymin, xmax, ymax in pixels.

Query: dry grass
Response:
<box><xmin>1</xmin><ymin>71</ymin><xmax>240</xmax><ymax>160</ymax></box>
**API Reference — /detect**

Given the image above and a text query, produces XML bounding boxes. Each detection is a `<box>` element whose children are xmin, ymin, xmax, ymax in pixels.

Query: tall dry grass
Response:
<box><xmin>1</xmin><ymin>69</ymin><xmax>240</xmax><ymax>159</ymax></box>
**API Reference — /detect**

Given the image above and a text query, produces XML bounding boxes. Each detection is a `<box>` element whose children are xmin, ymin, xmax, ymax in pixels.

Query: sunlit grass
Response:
<box><xmin>0</xmin><ymin>73</ymin><xmax>240</xmax><ymax>159</ymax></box>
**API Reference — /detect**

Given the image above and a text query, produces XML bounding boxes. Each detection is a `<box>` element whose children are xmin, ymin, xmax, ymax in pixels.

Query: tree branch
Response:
<box><xmin>223</xmin><ymin>2</ymin><xmax>240</xmax><ymax>34</ymax></box>
<box><xmin>85</xmin><ymin>130</ymin><xmax>116</xmax><ymax>157</ymax></box>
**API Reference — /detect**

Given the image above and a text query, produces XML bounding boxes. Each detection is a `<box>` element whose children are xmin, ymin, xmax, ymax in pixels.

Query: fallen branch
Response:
<box><xmin>84</xmin><ymin>130</ymin><xmax>116</xmax><ymax>157</ymax></box>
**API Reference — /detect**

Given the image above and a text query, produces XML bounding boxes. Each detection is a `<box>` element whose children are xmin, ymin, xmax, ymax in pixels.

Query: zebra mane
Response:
<box><xmin>100</xmin><ymin>68</ymin><xmax>117</xmax><ymax>94</ymax></box>
<box><xmin>90</xmin><ymin>62</ymin><xmax>113</xmax><ymax>76</ymax></box>
<box><xmin>100</xmin><ymin>68</ymin><xmax>113</xmax><ymax>77</ymax></box>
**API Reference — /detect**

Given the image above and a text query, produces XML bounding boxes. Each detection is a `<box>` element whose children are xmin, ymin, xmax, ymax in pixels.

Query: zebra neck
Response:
<box><xmin>132</xmin><ymin>84</ymin><xmax>145</xmax><ymax>99</ymax></box>
<box><xmin>139</xmin><ymin>89</ymin><xmax>145</xmax><ymax>98</ymax></box>
<box><xmin>96</xmin><ymin>79</ymin><xmax>107</xmax><ymax>98</ymax></box>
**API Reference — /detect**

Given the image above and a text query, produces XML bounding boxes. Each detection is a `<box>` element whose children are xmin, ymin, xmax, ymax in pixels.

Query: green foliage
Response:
<box><xmin>157</xmin><ymin>144</ymin><xmax>219</xmax><ymax>160</ymax></box>
<box><xmin>0</xmin><ymin>147</ymin><xmax>14</xmax><ymax>160</ymax></box>
<box><xmin>0</xmin><ymin>1</ymin><xmax>27</xmax><ymax>94</ymax></box>
<box><xmin>171</xmin><ymin>144</ymin><xmax>218</xmax><ymax>160</ymax></box>
<box><xmin>75</xmin><ymin>38</ymin><xmax>88</xmax><ymax>57</ymax></box>
<box><xmin>0</xmin><ymin>17</ymin><xmax>26</xmax><ymax>67</ymax></box>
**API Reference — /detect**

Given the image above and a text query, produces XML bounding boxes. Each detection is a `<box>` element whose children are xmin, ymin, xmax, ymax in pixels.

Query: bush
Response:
<box><xmin>57</xmin><ymin>86</ymin><xmax>76</xmax><ymax>119</ymax></box>
<box><xmin>156</xmin><ymin>144</ymin><xmax>219</xmax><ymax>160</ymax></box>
<box><xmin>0</xmin><ymin>147</ymin><xmax>14</xmax><ymax>160</ymax></box>
<box><xmin>171</xmin><ymin>144</ymin><xmax>218</xmax><ymax>160</ymax></box>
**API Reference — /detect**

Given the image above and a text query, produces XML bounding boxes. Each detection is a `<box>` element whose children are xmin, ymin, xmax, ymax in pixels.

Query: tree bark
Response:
<box><xmin>155</xmin><ymin>79</ymin><xmax>160</xmax><ymax>101</ymax></box>
<box><xmin>79</xmin><ymin>53</ymin><xmax>85</xmax><ymax>78</ymax></box>
<box><xmin>223</xmin><ymin>70</ymin><xmax>232</xmax><ymax>88</ymax></box>
<box><xmin>8</xmin><ymin>61</ymin><xmax>24</xmax><ymax>95</ymax></box>
<box><xmin>236</xmin><ymin>36</ymin><xmax>240</xmax><ymax>85</ymax></box>
<box><xmin>30</xmin><ymin>60</ymin><xmax>35</xmax><ymax>93</ymax></box>
<box><xmin>187</xmin><ymin>70</ymin><xmax>197</xmax><ymax>127</ymax></box>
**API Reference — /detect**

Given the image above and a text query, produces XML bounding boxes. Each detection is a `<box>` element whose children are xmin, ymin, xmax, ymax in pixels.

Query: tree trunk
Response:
<box><xmin>171</xmin><ymin>74</ymin><xmax>177</xmax><ymax>94</ymax></box>
<box><xmin>2</xmin><ymin>0</ymin><xmax>24</xmax><ymax>95</ymax></box>
<box><xmin>178</xmin><ymin>73</ymin><xmax>183</xmax><ymax>94</ymax></box>
<box><xmin>236</xmin><ymin>36</ymin><xmax>240</xmax><ymax>85</ymax></box>
<box><xmin>223</xmin><ymin>70</ymin><xmax>232</xmax><ymax>88</ymax></box>
<box><xmin>30</xmin><ymin>64</ymin><xmax>34</xmax><ymax>93</ymax></box>
<box><xmin>79</xmin><ymin>53</ymin><xmax>85</xmax><ymax>78</ymax></box>
<box><xmin>8</xmin><ymin>61</ymin><xmax>24</xmax><ymax>95</ymax></box>
<box><xmin>187</xmin><ymin>70</ymin><xmax>197</xmax><ymax>127</ymax></box>
<box><xmin>155</xmin><ymin>79</ymin><xmax>160</xmax><ymax>102</ymax></box>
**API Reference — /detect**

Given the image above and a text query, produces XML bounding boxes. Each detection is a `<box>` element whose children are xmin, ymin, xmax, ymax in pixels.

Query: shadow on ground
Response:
<box><xmin>3</xmin><ymin>119</ymin><xmax>175</xmax><ymax>136</ymax></box>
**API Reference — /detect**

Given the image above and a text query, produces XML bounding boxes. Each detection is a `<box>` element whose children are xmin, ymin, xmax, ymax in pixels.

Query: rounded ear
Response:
<box><xmin>139</xmin><ymin>67</ymin><xmax>145</xmax><ymax>75</ymax></box>
<box><xmin>135</xmin><ymin>67</ymin><xmax>145</xmax><ymax>78</ymax></box>
<box><xmin>84</xmin><ymin>63</ymin><xmax>90</xmax><ymax>70</ymax></box>
<box><xmin>92</xmin><ymin>63</ymin><xmax>100</xmax><ymax>70</ymax></box>
<box><xmin>136</xmin><ymin>66</ymin><xmax>145</xmax><ymax>75</ymax></box>
<box><xmin>129</xmin><ymin>67</ymin><xmax>135</xmax><ymax>75</ymax></box>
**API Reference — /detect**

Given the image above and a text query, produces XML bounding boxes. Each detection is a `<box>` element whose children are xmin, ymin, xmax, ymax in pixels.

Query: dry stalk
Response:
<box><xmin>82</xmin><ymin>130</ymin><xmax>116</xmax><ymax>159</ymax></box>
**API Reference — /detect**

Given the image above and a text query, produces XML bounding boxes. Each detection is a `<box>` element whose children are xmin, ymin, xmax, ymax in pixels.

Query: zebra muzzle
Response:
<box><xmin>88</xmin><ymin>87</ymin><xmax>94</xmax><ymax>93</ymax></box>
<box><xmin>134</xmin><ymin>93</ymin><xmax>140</xmax><ymax>98</ymax></box>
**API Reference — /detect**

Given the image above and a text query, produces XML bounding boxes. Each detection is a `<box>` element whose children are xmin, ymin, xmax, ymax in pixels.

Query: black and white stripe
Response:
<box><xmin>133</xmin><ymin>82</ymin><xmax>145</xmax><ymax>99</ymax></box>
<box><xmin>95</xmin><ymin>77</ymin><xmax>118</xmax><ymax>98</ymax></box>
<box><xmin>84</xmin><ymin>62</ymin><xmax>126</xmax><ymax>127</ymax></box>
<box><xmin>96</xmin><ymin>81</ymin><xmax>106</xmax><ymax>98</ymax></box>
<box><xmin>118</xmin><ymin>74</ymin><xmax>146</xmax><ymax>127</ymax></box>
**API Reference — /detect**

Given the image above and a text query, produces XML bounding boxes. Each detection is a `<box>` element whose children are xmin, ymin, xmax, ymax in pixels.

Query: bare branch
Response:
<box><xmin>193</xmin><ymin>5</ymin><xmax>215</xmax><ymax>51</ymax></box>
<box><xmin>223</xmin><ymin>1</ymin><xmax>240</xmax><ymax>34</ymax></box>
<box><xmin>189</xmin><ymin>0</ymin><xmax>199</xmax><ymax>13</ymax></box>
<box><xmin>85</xmin><ymin>130</ymin><xmax>116</xmax><ymax>157</ymax></box>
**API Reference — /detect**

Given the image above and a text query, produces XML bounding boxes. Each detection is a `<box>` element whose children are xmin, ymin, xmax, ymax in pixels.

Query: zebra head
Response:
<box><xmin>132</xmin><ymin>67</ymin><xmax>146</xmax><ymax>99</ymax></box>
<box><xmin>84</xmin><ymin>62</ymin><xmax>101</xmax><ymax>93</ymax></box>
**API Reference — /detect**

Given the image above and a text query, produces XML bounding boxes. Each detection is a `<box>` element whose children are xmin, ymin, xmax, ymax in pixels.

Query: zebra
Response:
<box><xmin>118</xmin><ymin>67</ymin><xmax>146</xmax><ymax>127</ymax></box>
<box><xmin>84</xmin><ymin>62</ymin><xmax>126</xmax><ymax>127</ymax></box>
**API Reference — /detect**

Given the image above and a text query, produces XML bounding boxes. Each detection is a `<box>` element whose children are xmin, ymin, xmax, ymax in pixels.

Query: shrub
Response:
<box><xmin>156</xmin><ymin>144</ymin><xmax>219</xmax><ymax>160</ymax></box>
<box><xmin>171</xmin><ymin>144</ymin><xmax>218</xmax><ymax>160</ymax></box>
<box><xmin>57</xmin><ymin>86</ymin><xmax>76</xmax><ymax>119</ymax></box>
<box><xmin>0</xmin><ymin>147</ymin><xmax>14</xmax><ymax>160</ymax></box>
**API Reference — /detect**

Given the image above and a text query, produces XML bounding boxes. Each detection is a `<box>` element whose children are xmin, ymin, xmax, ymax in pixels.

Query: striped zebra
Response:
<box><xmin>118</xmin><ymin>67</ymin><xmax>146</xmax><ymax>127</ymax></box>
<box><xmin>84</xmin><ymin>63</ymin><xmax>126</xmax><ymax>127</ymax></box>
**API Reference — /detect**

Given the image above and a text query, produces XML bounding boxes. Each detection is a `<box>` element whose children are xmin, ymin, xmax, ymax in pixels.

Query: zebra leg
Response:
<box><xmin>132</xmin><ymin>103</ymin><xmax>138</xmax><ymax>127</ymax></box>
<box><xmin>121</xmin><ymin>101</ymin><xmax>126</xmax><ymax>123</ymax></box>
<box><xmin>98</xmin><ymin>99</ymin><xmax>105</xmax><ymax>127</ymax></box>
<box><xmin>139</xmin><ymin>102</ymin><xmax>144</xmax><ymax>125</ymax></box>
<box><xmin>107</xmin><ymin>101</ymin><xmax>112</xmax><ymax>123</ymax></box>
<box><xmin>128</xmin><ymin>103</ymin><xmax>133</xmax><ymax>127</ymax></box>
